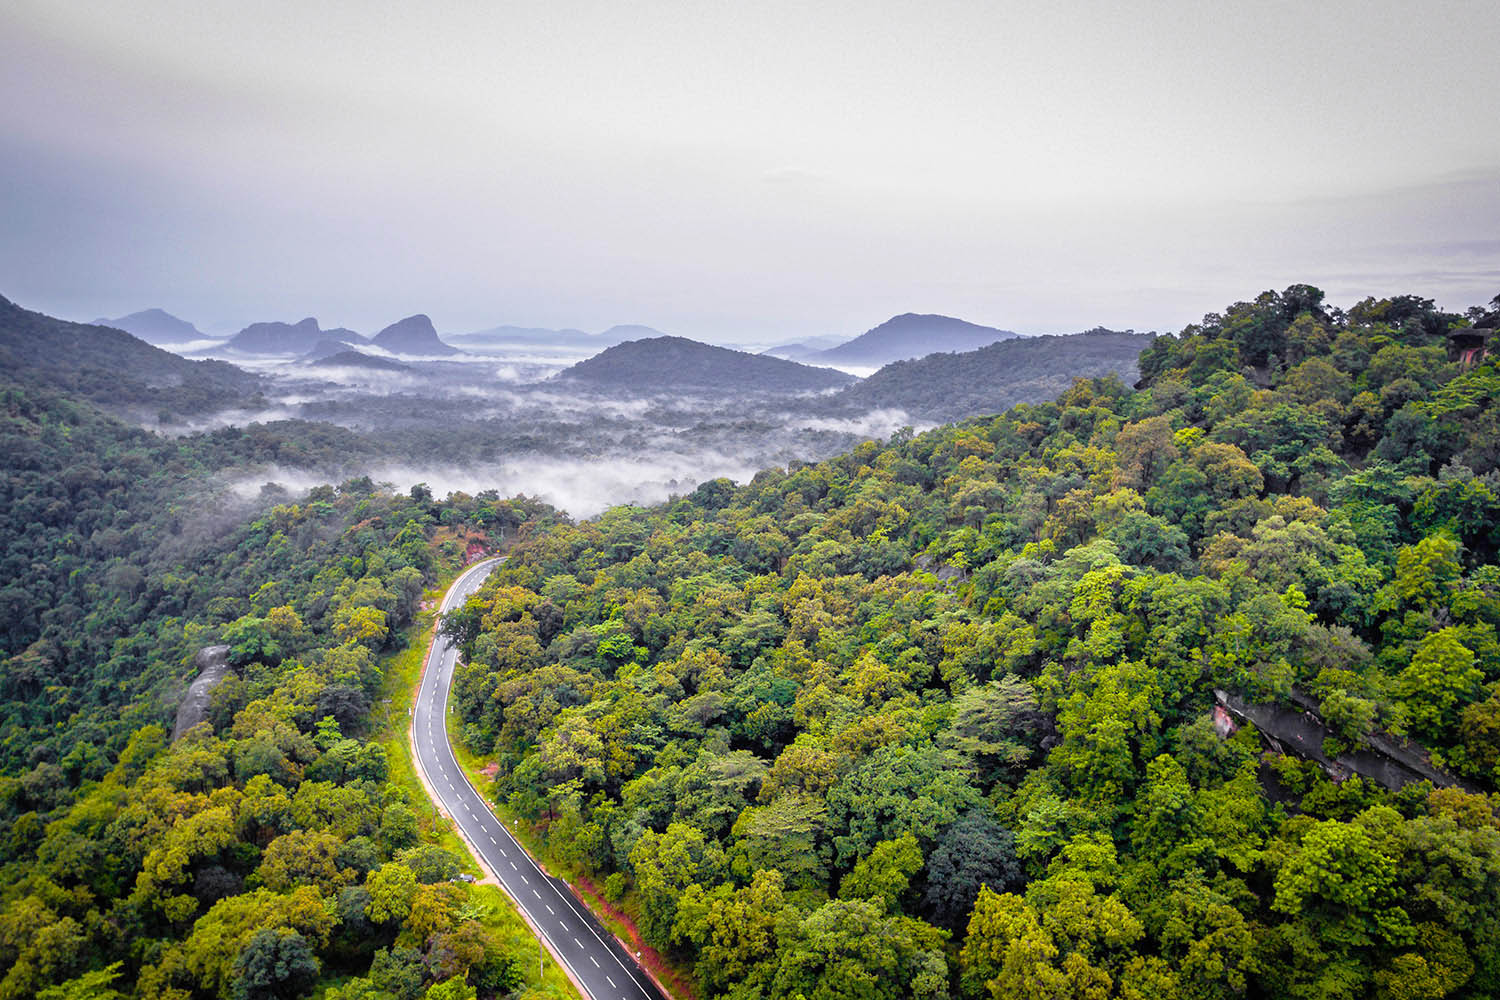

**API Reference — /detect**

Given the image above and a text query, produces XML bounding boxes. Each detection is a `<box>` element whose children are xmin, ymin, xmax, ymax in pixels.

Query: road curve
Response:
<box><xmin>412</xmin><ymin>558</ymin><xmax>669</xmax><ymax>1000</ymax></box>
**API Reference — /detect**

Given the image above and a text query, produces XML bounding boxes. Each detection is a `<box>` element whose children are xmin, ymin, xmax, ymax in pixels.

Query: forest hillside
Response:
<box><xmin>0</xmin><ymin>296</ymin><xmax>259</xmax><ymax>416</ymax></box>
<box><xmin>447</xmin><ymin>286</ymin><xmax>1500</xmax><ymax>1000</ymax></box>
<box><xmin>824</xmin><ymin>328</ymin><xmax>1151</xmax><ymax>422</ymax></box>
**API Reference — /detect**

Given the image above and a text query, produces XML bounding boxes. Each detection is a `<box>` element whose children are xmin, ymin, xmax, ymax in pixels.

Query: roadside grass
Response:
<box><xmin>445</xmin><ymin>716</ymin><xmax>699</xmax><ymax>1000</ymax></box>
<box><xmin>375</xmin><ymin>581</ymin><xmax>581</xmax><ymax>1000</ymax></box>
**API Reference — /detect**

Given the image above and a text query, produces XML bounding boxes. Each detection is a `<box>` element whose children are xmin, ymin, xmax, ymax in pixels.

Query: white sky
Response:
<box><xmin>1</xmin><ymin>0</ymin><xmax>1496</xmax><ymax>342</ymax></box>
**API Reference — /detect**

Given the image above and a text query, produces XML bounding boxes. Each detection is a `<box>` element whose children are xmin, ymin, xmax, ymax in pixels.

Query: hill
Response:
<box><xmin>556</xmin><ymin>335</ymin><xmax>857</xmax><ymax>392</ymax></box>
<box><xmin>0</xmin><ymin>293</ymin><xmax>258</xmax><ymax>413</ymax></box>
<box><xmin>226</xmin><ymin>316</ymin><xmax>325</xmax><ymax>354</ymax></box>
<box><xmin>811</xmin><ymin>312</ymin><xmax>1019</xmax><ymax>367</ymax></box>
<box><xmin>455</xmin><ymin>286</ymin><xmax>1500</xmax><ymax>1000</ymax></box>
<box><xmin>829</xmin><ymin>328</ymin><xmax>1153</xmax><ymax>422</ymax></box>
<box><xmin>762</xmin><ymin>335</ymin><xmax>846</xmax><ymax>361</ymax></box>
<box><xmin>93</xmin><ymin>307</ymin><xmax>202</xmax><ymax>345</ymax></box>
<box><xmin>309</xmin><ymin>348</ymin><xmax>413</xmax><ymax>372</ymax></box>
<box><xmin>370</xmin><ymin>313</ymin><xmax>457</xmax><ymax>355</ymax></box>
<box><xmin>302</xmin><ymin>335</ymin><xmax>372</xmax><ymax>362</ymax></box>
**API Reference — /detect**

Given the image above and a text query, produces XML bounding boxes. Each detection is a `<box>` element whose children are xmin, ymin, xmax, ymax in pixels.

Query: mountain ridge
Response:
<box><xmin>309</xmin><ymin>349</ymin><xmax>413</xmax><ymax>372</ymax></box>
<box><xmin>0</xmin><ymin>293</ymin><xmax>259</xmax><ymax>413</ymax></box>
<box><xmin>812</xmin><ymin>312</ymin><xmax>1019</xmax><ymax>367</ymax></box>
<box><xmin>93</xmin><ymin>307</ymin><xmax>203</xmax><ymax>345</ymax></box>
<box><xmin>226</xmin><ymin>316</ymin><xmax>325</xmax><ymax>355</ymax></box>
<box><xmin>557</xmin><ymin>335</ymin><xmax>857</xmax><ymax>392</ymax></box>
<box><xmin>827</xmin><ymin>328</ymin><xmax>1152</xmax><ymax>421</ymax></box>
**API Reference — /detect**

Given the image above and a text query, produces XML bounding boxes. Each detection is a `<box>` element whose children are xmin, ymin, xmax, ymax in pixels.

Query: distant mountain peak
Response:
<box><xmin>598</xmin><ymin>324</ymin><xmax>665</xmax><ymax>339</ymax></box>
<box><xmin>309</xmin><ymin>349</ymin><xmax>412</xmax><ymax>372</ymax></box>
<box><xmin>371</xmin><ymin>314</ymin><xmax>457</xmax><ymax>356</ymax></box>
<box><xmin>557</xmin><ymin>335</ymin><xmax>856</xmax><ymax>393</ymax></box>
<box><xmin>227</xmin><ymin>317</ymin><xmax>326</xmax><ymax>355</ymax></box>
<box><xmin>302</xmin><ymin>336</ymin><xmax>369</xmax><ymax>362</ymax></box>
<box><xmin>814</xmin><ymin>313</ymin><xmax>1019</xmax><ymax>367</ymax></box>
<box><xmin>94</xmin><ymin>307</ymin><xmax>203</xmax><ymax>346</ymax></box>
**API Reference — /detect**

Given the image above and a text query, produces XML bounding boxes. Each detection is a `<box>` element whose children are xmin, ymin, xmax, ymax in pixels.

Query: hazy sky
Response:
<box><xmin>2</xmin><ymin>1</ymin><xmax>1496</xmax><ymax>343</ymax></box>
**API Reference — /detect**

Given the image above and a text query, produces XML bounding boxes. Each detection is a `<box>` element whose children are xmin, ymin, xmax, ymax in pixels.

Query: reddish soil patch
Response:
<box><xmin>479</xmin><ymin>761</ymin><xmax>501</xmax><ymax>779</ymax></box>
<box><xmin>571</xmin><ymin>873</ymin><xmax>698</xmax><ymax>1000</ymax></box>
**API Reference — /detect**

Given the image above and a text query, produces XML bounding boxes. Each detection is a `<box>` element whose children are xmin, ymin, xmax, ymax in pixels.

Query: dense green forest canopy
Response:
<box><xmin>0</xmin><ymin>284</ymin><xmax>1497</xmax><ymax>1000</ymax></box>
<box><xmin>0</xmin><ymin>295</ymin><xmax>260</xmax><ymax>417</ymax></box>
<box><xmin>0</xmin><ymin>381</ymin><xmax>396</xmax><ymax>774</ymax></box>
<box><xmin>0</xmin><ymin>368</ymin><xmax>556</xmax><ymax>998</ymax></box>
<box><xmin>444</xmin><ymin>286</ymin><xmax>1500</xmax><ymax>1000</ymax></box>
<box><xmin>822</xmin><ymin>329</ymin><xmax>1151</xmax><ymax>423</ymax></box>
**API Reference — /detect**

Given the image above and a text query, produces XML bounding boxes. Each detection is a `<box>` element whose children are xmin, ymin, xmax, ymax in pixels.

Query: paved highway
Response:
<box><xmin>413</xmin><ymin>558</ymin><xmax>668</xmax><ymax>1000</ymax></box>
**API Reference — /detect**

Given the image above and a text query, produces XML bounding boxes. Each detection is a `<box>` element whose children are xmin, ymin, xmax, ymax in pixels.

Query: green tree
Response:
<box><xmin>628</xmin><ymin>822</ymin><xmax>726</xmax><ymax>948</ymax></box>
<box><xmin>1394</xmin><ymin>628</ymin><xmax>1482</xmax><ymax>739</ymax></box>
<box><xmin>923</xmin><ymin>811</ymin><xmax>1022</xmax><ymax>929</ymax></box>
<box><xmin>366</xmin><ymin>863</ymin><xmax>419</xmax><ymax>926</ymax></box>
<box><xmin>35</xmin><ymin>963</ymin><xmax>125</xmax><ymax>1000</ymax></box>
<box><xmin>230</xmin><ymin>928</ymin><xmax>319</xmax><ymax>1000</ymax></box>
<box><xmin>674</xmin><ymin>870</ymin><xmax>786</xmax><ymax>997</ymax></box>
<box><xmin>1272</xmin><ymin>816</ymin><xmax>1412</xmax><ymax>952</ymax></box>
<box><xmin>773</xmin><ymin>898</ymin><xmax>945</xmax><ymax>1000</ymax></box>
<box><xmin>840</xmin><ymin>832</ymin><xmax>923</xmax><ymax>912</ymax></box>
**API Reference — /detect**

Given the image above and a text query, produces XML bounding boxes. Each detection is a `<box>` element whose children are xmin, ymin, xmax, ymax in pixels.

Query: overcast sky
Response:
<box><xmin>1</xmin><ymin>1</ymin><xmax>1496</xmax><ymax>343</ymax></box>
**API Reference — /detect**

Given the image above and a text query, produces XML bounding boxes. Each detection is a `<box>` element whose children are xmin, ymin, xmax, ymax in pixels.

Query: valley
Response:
<box><xmin>2</xmin><ymin>283</ymin><xmax>1497</xmax><ymax>1000</ymax></box>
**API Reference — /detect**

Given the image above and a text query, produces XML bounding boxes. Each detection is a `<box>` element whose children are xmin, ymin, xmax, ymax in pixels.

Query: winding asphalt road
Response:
<box><xmin>412</xmin><ymin>558</ymin><xmax>668</xmax><ymax>1000</ymax></box>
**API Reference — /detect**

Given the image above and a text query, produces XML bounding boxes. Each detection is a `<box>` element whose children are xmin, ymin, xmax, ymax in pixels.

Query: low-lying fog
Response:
<box><xmin>172</xmin><ymin>347</ymin><xmax>919</xmax><ymax>519</ymax></box>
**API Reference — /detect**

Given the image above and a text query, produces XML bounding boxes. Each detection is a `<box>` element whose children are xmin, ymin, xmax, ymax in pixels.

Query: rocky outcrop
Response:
<box><xmin>227</xmin><ymin>317</ymin><xmax>323</xmax><ymax>355</ymax></box>
<box><xmin>1214</xmin><ymin>688</ymin><xmax>1480</xmax><ymax>794</ymax></box>
<box><xmin>371</xmin><ymin>314</ymin><xmax>457</xmax><ymax>356</ymax></box>
<box><xmin>173</xmin><ymin>645</ymin><xmax>232</xmax><ymax>740</ymax></box>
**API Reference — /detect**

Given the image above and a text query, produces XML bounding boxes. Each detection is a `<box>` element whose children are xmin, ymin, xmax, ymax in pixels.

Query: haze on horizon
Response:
<box><xmin>1</xmin><ymin>0</ymin><xmax>1496</xmax><ymax>343</ymax></box>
